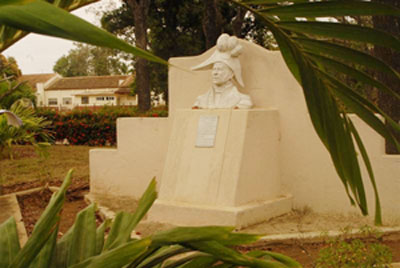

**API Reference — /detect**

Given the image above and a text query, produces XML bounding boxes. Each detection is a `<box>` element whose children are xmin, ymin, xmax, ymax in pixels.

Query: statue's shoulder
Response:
<box><xmin>193</xmin><ymin>89</ymin><xmax>211</xmax><ymax>108</ymax></box>
<box><xmin>236</xmin><ymin>90</ymin><xmax>253</xmax><ymax>109</ymax></box>
<box><xmin>195</xmin><ymin>89</ymin><xmax>211</xmax><ymax>102</ymax></box>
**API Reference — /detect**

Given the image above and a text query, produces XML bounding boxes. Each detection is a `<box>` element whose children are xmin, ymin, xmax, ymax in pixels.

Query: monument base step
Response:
<box><xmin>148</xmin><ymin>194</ymin><xmax>293</xmax><ymax>229</ymax></box>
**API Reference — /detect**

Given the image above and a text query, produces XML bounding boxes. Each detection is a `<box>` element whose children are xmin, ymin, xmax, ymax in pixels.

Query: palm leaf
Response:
<box><xmin>306</xmin><ymin>53</ymin><xmax>400</xmax><ymax>100</ymax></box>
<box><xmin>261</xmin><ymin>1</ymin><xmax>400</xmax><ymax>17</ymax></box>
<box><xmin>296</xmin><ymin>38</ymin><xmax>400</xmax><ymax>82</ymax></box>
<box><xmin>0</xmin><ymin>0</ymin><xmax>167</xmax><ymax>65</ymax></box>
<box><xmin>0</xmin><ymin>0</ymin><xmax>98</xmax><ymax>51</ymax></box>
<box><xmin>278</xmin><ymin>22</ymin><xmax>400</xmax><ymax>52</ymax></box>
<box><xmin>230</xmin><ymin>0</ymin><xmax>400</xmax><ymax>224</ymax></box>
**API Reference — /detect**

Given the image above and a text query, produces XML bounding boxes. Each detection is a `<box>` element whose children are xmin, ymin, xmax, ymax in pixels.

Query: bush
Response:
<box><xmin>0</xmin><ymin>103</ymin><xmax>52</xmax><ymax>159</ymax></box>
<box><xmin>37</xmin><ymin>106</ymin><xmax>168</xmax><ymax>146</ymax></box>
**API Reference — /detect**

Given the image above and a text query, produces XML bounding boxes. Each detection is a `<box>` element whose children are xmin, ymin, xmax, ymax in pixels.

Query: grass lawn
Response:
<box><xmin>0</xmin><ymin>145</ymin><xmax>93</xmax><ymax>185</ymax></box>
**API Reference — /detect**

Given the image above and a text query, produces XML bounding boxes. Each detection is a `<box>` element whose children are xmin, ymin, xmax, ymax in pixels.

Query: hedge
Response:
<box><xmin>36</xmin><ymin>106</ymin><xmax>168</xmax><ymax>146</ymax></box>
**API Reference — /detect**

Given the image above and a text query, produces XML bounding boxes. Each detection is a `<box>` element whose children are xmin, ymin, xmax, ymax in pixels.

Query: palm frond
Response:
<box><xmin>230</xmin><ymin>0</ymin><xmax>400</xmax><ymax>225</ymax></box>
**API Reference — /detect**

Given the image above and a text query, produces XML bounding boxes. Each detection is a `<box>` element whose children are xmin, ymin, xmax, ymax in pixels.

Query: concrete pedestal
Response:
<box><xmin>149</xmin><ymin>109</ymin><xmax>292</xmax><ymax>228</ymax></box>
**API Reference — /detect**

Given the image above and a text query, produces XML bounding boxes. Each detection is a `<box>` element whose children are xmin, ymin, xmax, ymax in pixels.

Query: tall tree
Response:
<box><xmin>101</xmin><ymin>1</ymin><xmax>258</xmax><ymax>104</ymax></box>
<box><xmin>202</xmin><ymin>0</ymin><xmax>223</xmax><ymax>49</ymax></box>
<box><xmin>53</xmin><ymin>43</ymin><xmax>129</xmax><ymax>77</ymax></box>
<box><xmin>125</xmin><ymin>0</ymin><xmax>151</xmax><ymax>112</ymax></box>
<box><xmin>373</xmin><ymin>0</ymin><xmax>400</xmax><ymax>154</ymax></box>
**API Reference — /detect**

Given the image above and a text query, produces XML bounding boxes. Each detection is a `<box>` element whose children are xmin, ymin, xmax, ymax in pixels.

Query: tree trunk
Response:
<box><xmin>125</xmin><ymin>0</ymin><xmax>151</xmax><ymax>112</ymax></box>
<box><xmin>232</xmin><ymin>7</ymin><xmax>246</xmax><ymax>38</ymax></box>
<box><xmin>202</xmin><ymin>0</ymin><xmax>222</xmax><ymax>49</ymax></box>
<box><xmin>372</xmin><ymin>0</ymin><xmax>400</xmax><ymax>154</ymax></box>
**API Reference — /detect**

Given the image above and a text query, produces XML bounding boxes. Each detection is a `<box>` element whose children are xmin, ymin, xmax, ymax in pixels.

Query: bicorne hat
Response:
<box><xmin>191</xmin><ymin>33</ymin><xmax>244</xmax><ymax>87</ymax></box>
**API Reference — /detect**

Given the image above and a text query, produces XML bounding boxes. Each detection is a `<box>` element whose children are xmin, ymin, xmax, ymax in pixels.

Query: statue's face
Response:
<box><xmin>212</xmin><ymin>62</ymin><xmax>233</xmax><ymax>86</ymax></box>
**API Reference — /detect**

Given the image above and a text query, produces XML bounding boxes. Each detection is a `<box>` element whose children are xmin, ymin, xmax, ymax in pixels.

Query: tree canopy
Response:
<box><xmin>53</xmin><ymin>43</ymin><xmax>130</xmax><ymax>77</ymax></box>
<box><xmin>100</xmin><ymin>0</ymin><xmax>273</xmax><ymax>102</ymax></box>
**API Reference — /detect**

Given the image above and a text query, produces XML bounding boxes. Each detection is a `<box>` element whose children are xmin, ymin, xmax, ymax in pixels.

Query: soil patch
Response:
<box><xmin>2</xmin><ymin>176</ymin><xmax>88</xmax><ymax>196</ymax></box>
<box><xmin>16</xmin><ymin>182</ymin><xmax>100</xmax><ymax>236</ymax></box>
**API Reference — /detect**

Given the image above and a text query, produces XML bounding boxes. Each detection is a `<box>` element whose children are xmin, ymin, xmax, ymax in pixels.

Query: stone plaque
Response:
<box><xmin>196</xmin><ymin>115</ymin><xmax>219</xmax><ymax>148</ymax></box>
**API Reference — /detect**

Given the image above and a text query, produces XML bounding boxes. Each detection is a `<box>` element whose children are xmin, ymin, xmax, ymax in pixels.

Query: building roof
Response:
<box><xmin>18</xmin><ymin>73</ymin><xmax>58</xmax><ymax>91</ymax></box>
<box><xmin>119</xmin><ymin>75</ymin><xmax>134</xmax><ymax>88</ymax></box>
<box><xmin>46</xmin><ymin>75</ymin><xmax>132</xmax><ymax>91</ymax></box>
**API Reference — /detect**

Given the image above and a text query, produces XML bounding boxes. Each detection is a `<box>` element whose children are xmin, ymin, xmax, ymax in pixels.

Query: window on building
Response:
<box><xmin>106</xmin><ymin>96</ymin><xmax>115</xmax><ymax>101</ymax></box>
<box><xmin>96</xmin><ymin>96</ymin><xmax>105</xmax><ymax>101</ymax></box>
<box><xmin>63</xmin><ymin>97</ymin><xmax>72</xmax><ymax>105</ymax></box>
<box><xmin>81</xmin><ymin>96</ymin><xmax>89</xmax><ymax>104</ymax></box>
<box><xmin>48</xmin><ymin>98</ymin><xmax>58</xmax><ymax>106</ymax></box>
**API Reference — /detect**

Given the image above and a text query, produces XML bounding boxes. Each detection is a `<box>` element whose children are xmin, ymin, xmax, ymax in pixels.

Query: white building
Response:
<box><xmin>20</xmin><ymin>74</ymin><xmax>138</xmax><ymax>109</ymax></box>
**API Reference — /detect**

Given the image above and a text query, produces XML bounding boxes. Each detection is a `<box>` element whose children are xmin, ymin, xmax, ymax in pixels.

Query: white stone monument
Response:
<box><xmin>90</xmin><ymin>33</ymin><xmax>400</xmax><ymax>226</ymax></box>
<box><xmin>148</xmin><ymin>34</ymin><xmax>292</xmax><ymax>227</ymax></box>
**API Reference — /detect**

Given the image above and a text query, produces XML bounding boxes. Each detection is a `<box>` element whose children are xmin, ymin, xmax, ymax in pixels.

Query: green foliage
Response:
<box><xmin>315</xmin><ymin>230</ymin><xmax>392</xmax><ymax>268</ymax></box>
<box><xmin>0</xmin><ymin>102</ymin><xmax>52</xmax><ymax>159</ymax></box>
<box><xmin>53</xmin><ymin>43</ymin><xmax>130</xmax><ymax>77</ymax></box>
<box><xmin>37</xmin><ymin>106</ymin><xmax>167</xmax><ymax>146</ymax></box>
<box><xmin>0</xmin><ymin>55</ymin><xmax>51</xmax><ymax>159</ymax></box>
<box><xmin>0</xmin><ymin>170</ymin><xmax>301</xmax><ymax>267</ymax></box>
<box><xmin>0</xmin><ymin>54</ymin><xmax>35</xmax><ymax>109</ymax></box>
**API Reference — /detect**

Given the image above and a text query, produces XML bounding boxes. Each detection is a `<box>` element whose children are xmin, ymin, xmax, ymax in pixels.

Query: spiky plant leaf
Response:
<box><xmin>150</xmin><ymin>226</ymin><xmax>259</xmax><ymax>248</ymax></box>
<box><xmin>187</xmin><ymin>240</ymin><xmax>299</xmax><ymax>267</ymax></box>
<box><xmin>28</xmin><ymin>227</ymin><xmax>58</xmax><ymax>268</ymax></box>
<box><xmin>70</xmin><ymin>238</ymin><xmax>151</xmax><ymax>268</ymax></box>
<box><xmin>103</xmin><ymin>178</ymin><xmax>157</xmax><ymax>251</ymax></box>
<box><xmin>66</xmin><ymin>203</ymin><xmax>97</xmax><ymax>266</ymax></box>
<box><xmin>10</xmin><ymin>169</ymin><xmax>72</xmax><ymax>268</ymax></box>
<box><xmin>95</xmin><ymin>219</ymin><xmax>110</xmax><ymax>255</ymax></box>
<box><xmin>0</xmin><ymin>217</ymin><xmax>20</xmax><ymax>267</ymax></box>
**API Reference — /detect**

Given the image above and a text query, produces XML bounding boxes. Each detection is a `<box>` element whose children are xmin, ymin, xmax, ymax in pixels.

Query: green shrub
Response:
<box><xmin>0</xmin><ymin>170</ymin><xmax>301</xmax><ymax>268</ymax></box>
<box><xmin>37</xmin><ymin>106</ymin><xmax>168</xmax><ymax>146</ymax></box>
<box><xmin>0</xmin><ymin>103</ymin><xmax>52</xmax><ymax>159</ymax></box>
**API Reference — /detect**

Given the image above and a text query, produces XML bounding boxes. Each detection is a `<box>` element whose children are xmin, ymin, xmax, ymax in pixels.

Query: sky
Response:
<box><xmin>3</xmin><ymin>0</ymin><xmax>121</xmax><ymax>75</ymax></box>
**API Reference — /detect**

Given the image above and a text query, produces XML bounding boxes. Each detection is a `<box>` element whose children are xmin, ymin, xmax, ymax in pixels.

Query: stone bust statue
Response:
<box><xmin>192</xmin><ymin>34</ymin><xmax>253</xmax><ymax>109</ymax></box>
